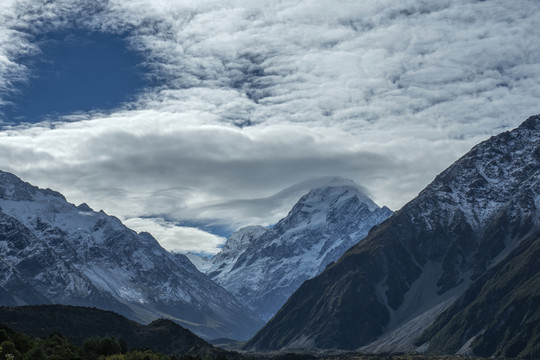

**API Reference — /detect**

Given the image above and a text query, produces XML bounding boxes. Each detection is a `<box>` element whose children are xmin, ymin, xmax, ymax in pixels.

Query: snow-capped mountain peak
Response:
<box><xmin>217</xmin><ymin>225</ymin><xmax>268</xmax><ymax>259</ymax></box>
<box><xmin>276</xmin><ymin>183</ymin><xmax>381</xmax><ymax>232</ymax></box>
<box><xmin>0</xmin><ymin>171</ymin><xmax>65</xmax><ymax>202</ymax></box>
<box><xmin>205</xmin><ymin>179</ymin><xmax>392</xmax><ymax>321</ymax></box>
<box><xmin>0</xmin><ymin>170</ymin><xmax>263</xmax><ymax>340</ymax></box>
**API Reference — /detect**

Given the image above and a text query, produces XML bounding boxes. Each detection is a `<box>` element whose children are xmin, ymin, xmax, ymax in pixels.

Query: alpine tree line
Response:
<box><xmin>0</xmin><ymin>325</ymin><xmax>201</xmax><ymax>360</ymax></box>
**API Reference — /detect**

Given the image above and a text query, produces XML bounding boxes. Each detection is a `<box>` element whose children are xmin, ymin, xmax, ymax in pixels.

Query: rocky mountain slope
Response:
<box><xmin>246</xmin><ymin>115</ymin><xmax>539</xmax><ymax>354</ymax></box>
<box><xmin>205</xmin><ymin>179</ymin><xmax>392</xmax><ymax>321</ymax></box>
<box><xmin>0</xmin><ymin>171</ymin><xmax>263</xmax><ymax>340</ymax></box>
<box><xmin>414</xmin><ymin>229</ymin><xmax>540</xmax><ymax>359</ymax></box>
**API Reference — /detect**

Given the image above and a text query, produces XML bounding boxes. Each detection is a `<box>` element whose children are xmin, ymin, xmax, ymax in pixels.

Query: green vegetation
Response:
<box><xmin>0</xmin><ymin>320</ymin><xmax>493</xmax><ymax>360</ymax></box>
<box><xmin>318</xmin><ymin>355</ymin><xmax>485</xmax><ymax>360</ymax></box>
<box><xmin>0</xmin><ymin>303</ymin><xmax>516</xmax><ymax>360</ymax></box>
<box><xmin>0</xmin><ymin>324</ymin><xmax>172</xmax><ymax>360</ymax></box>
<box><xmin>0</xmin><ymin>305</ymin><xmax>235</xmax><ymax>359</ymax></box>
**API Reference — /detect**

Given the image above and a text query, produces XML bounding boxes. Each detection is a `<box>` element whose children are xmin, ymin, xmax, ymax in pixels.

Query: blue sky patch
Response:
<box><xmin>2</xmin><ymin>30</ymin><xmax>149</xmax><ymax>124</ymax></box>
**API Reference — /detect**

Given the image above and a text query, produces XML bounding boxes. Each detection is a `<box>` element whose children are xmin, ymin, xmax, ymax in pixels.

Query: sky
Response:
<box><xmin>0</xmin><ymin>0</ymin><xmax>539</xmax><ymax>255</ymax></box>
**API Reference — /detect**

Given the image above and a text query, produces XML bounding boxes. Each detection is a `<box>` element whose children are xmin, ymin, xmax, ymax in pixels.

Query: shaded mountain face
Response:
<box><xmin>246</xmin><ymin>115</ymin><xmax>539</xmax><ymax>352</ymax></box>
<box><xmin>415</xmin><ymin>230</ymin><xmax>540</xmax><ymax>359</ymax></box>
<box><xmin>0</xmin><ymin>304</ymin><xmax>237</xmax><ymax>359</ymax></box>
<box><xmin>0</xmin><ymin>171</ymin><xmax>263</xmax><ymax>340</ymax></box>
<box><xmin>205</xmin><ymin>180</ymin><xmax>392</xmax><ymax>321</ymax></box>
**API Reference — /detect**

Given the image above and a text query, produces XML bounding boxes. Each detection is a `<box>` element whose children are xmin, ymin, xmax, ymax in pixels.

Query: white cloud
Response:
<box><xmin>0</xmin><ymin>1</ymin><xmax>32</xmax><ymax>107</ymax></box>
<box><xmin>0</xmin><ymin>0</ymin><xmax>539</xmax><ymax>252</ymax></box>
<box><xmin>122</xmin><ymin>217</ymin><xmax>226</xmax><ymax>255</ymax></box>
<box><xmin>0</xmin><ymin>112</ymin><xmax>482</xmax><ymax>224</ymax></box>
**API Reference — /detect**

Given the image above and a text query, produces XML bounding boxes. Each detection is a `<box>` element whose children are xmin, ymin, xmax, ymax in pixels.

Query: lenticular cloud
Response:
<box><xmin>0</xmin><ymin>0</ymin><xmax>539</xmax><ymax>253</ymax></box>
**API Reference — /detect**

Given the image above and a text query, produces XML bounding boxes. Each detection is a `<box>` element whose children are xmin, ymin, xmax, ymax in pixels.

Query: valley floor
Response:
<box><xmin>259</xmin><ymin>353</ymin><xmax>491</xmax><ymax>360</ymax></box>
<box><xmin>245</xmin><ymin>350</ymin><xmax>491</xmax><ymax>360</ymax></box>
<box><xmin>319</xmin><ymin>355</ymin><xmax>486</xmax><ymax>360</ymax></box>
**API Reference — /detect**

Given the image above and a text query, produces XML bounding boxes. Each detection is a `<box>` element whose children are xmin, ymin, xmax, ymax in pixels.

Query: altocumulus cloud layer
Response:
<box><xmin>0</xmin><ymin>0</ymin><xmax>539</xmax><ymax>254</ymax></box>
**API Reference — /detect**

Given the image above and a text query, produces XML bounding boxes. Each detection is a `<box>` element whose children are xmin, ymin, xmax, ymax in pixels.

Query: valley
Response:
<box><xmin>0</xmin><ymin>116</ymin><xmax>538</xmax><ymax>359</ymax></box>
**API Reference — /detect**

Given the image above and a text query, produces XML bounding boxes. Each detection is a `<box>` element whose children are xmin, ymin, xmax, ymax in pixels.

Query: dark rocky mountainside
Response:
<box><xmin>415</xmin><ymin>230</ymin><xmax>540</xmax><ymax>359</ymax></box>
<box><xmin>0</xmin><ymin>171</ymin><xmax>263</xmax><ymax>340</ymax></box>
<box><xmin>205</xmin><ymin>179</ymin><xmax>392</xmax><ymax>321</ymax></box>
<box><xmin>246</xmin><ymin>115</ymin><xmax>539</xmax><ymax>355</ymax></box>
<box><xmin>0</xmin><ymin>304</ymin><xmax>237</xmax><ymax>358</ymax></box>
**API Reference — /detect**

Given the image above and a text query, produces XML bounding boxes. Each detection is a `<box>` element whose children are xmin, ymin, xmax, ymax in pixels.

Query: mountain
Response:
<box><xmin>205</xmin><ymin>178</ymin><xmax>392</xmax><ymax>321</ymax></box>
<box><xmin>414</xmin><ymin>230</ymin><xmax>540</xmax><ymax>358</ymax></box>
<box><xmin>0</xmin><ymin>305</ymin><xmax>238</xmax><ymax>358</ymax></box>
<box><xmin>245</xmin><ymin>115</ymin><xmax>539</xmax><ymax>354</ymax></box>
<box><xmin>0</xmin><ymin>171</ymin><xmax>263</xmax><ymax>340</ymax></box>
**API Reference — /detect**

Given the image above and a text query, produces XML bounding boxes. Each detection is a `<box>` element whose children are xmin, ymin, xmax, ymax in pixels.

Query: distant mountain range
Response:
<box><xmin>0</xmin><ymin>171</ymin><xmax>263</xmax><ymax>340</ymax></box>
<box><xmin>195</xmin><ymin>178</ymin><xmax>392</xmax><ymax>321</ymax></box>
<box><xmin>246</xmin><ymin>115</ymin><xmax>539</xmax><ymax>359</ymax></box>
<box><xmin>0</xmin><ymin>168</ymin><xmax>393</xmax><ymax>341</ymax></box>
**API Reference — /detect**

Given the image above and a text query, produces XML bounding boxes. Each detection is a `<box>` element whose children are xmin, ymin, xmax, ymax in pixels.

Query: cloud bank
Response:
<box><xmin>0</xmin><ymin>0</ymin><xmax>539</xmax><ymax>254</ymax></box>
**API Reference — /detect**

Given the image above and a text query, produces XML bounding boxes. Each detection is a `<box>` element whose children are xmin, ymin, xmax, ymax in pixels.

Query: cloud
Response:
<box><xmin>122</xmin><ymin>217</ymin><xmax>226</xmax><ymax>255</ymax></box>
<box><xmin>202</xmin><ymin>176</ymin><xmax>373</xmax><ymax>227</ymax></box>
<box><xmin>0</xmin><ymin>113</ymin><xmax>477</xmax><ymax>227</ymax></box>
<box><xmin>0</xmin><ymin>0</ymin><xmax>539</xmax><ymax>252</ymax></box>
<box><xmin>0</xmin><ymin>1</ymin><xmax>32</xmax><ymax>107</ymax></box>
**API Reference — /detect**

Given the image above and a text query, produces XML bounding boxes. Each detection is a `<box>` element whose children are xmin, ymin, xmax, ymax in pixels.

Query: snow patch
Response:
<box><xmin>456</xmin><ymin>329</ymin><xmax>484</xmax><ymax>356</ymax></box>
<box><xmin>365</xmin><ymin>261</ymin><xmax>471</xmax><ymax>353</ymax></box>
<box><xmin>362</xmin><ymin>296</ymin><xmax>458</xmax><ymax>353</ymax></box>
<box><xmin>185</xmin><ymin>253</ymin><xmax>212</xmax><ymax>272</ymax></box>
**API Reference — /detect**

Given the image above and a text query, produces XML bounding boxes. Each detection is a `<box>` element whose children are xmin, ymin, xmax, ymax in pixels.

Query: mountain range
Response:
<box><xmin>246</xmin><ymin>115</ymin><xmax>539</xmax><ymax>359</ymax></box>
<box><xmin>0</xmin><ymin>172</ymin><xmax>263</xmax><ymax>340</ymax></box>
<box><xmin>0</xmin><ymin>170</ymin><xmax>392</xmax><ymax>341</ymax></box>
<box><xmin>198</xmin><ymin>179</ymin><xmax>392</xmax><ymax>321</ymax></box>
<box><xmin>0</xmin><ymin>115</ymin><xmax>538</xmax><ymax>359</ymax></box>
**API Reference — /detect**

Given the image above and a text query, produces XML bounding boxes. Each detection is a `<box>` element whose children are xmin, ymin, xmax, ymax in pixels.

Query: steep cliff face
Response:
<box><xmin>0</xmin><ymin>171</ymin><xmax>263</xmax><ymax>340</ymax></box>
<box><xmin>206</xmin><ymin>179</ymin><xmax>392</xmax><ymax>321</ymax></box>
<box><xmin>246</xmin><ymin>115</ymin><xmax>539</xmax><ymax>352</ymax></box>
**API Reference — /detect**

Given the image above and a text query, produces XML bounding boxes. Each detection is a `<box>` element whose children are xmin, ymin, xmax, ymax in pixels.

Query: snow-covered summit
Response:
<box><xmin>211</xmin><ymin>226</ymin><xmax>268</xmax><ymax>265</ymax></box>
<box><xmin>0</xmin><ymin>170</ymin><xmax>65</xmax><ymax>202</ymax></box>
<box><xmin>276</xmin><ymin>182</ymin><xmax>383</xmax><ymax>232</ymax></box>
<box><xmin>205</xmin><ymin>179</ymin><xmax>392</xmax><ymax>321</ymax></box>
<box><xmin>410</xmin><ymin>114</ymin><xmax>539</xmax><ymax>234</ymax></box>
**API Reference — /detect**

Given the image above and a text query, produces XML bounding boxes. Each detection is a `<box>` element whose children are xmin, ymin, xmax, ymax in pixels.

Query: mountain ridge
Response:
<box><xmin>245</xmin><ymin>115</ymin><xmax>539</xmax><ymax>355</ymax></box>
<box><xmin>0</xmin><ymin>170</ymin><xmax>263</xmax><ymax>340</ymax></box>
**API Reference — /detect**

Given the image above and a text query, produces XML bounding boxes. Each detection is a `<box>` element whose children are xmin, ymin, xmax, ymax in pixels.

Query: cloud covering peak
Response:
<box><xmin>0</xmin><ymin>0</ymin><xmax>539</xmax><ymax>254</ymax></box>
